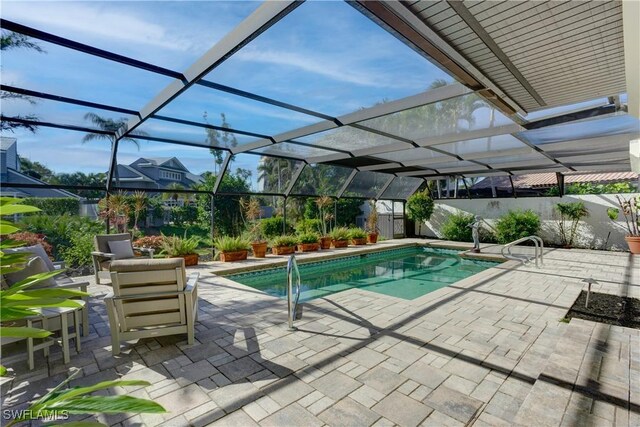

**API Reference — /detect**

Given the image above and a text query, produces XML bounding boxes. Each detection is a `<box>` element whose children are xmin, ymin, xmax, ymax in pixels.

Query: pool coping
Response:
<box><xmin>208</xmin><ymin>240</ymin><xmax>508</xmax><ymax>276</ymax></box>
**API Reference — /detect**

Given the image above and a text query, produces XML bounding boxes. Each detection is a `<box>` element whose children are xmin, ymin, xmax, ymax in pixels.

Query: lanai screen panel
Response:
<box><xmin>219</xmin><ymin>153</ymin><xmax>303</xmax><ymax>194</ymax></box>
<box><xmin>372</xmin><ymin>147</ymin><xmax>454</xmax><ymax>166</ymax></box>
<box><xmin>204</xmin><ymin>0</ymin><xmax>455</xmax><ymax>117</ymax></box>
<box><xmin>1</xmin><ymin>38</ymin><xmax>173</xmax><ymax>111</ymax></box>
<box><xmin>296</xmin><ymin>126</ymin><xmax>410</xmax><ymax>156</ymax></box>
<box><xmin>433</xmin><ymin>134</ymin><xmax>530</xmax><ymax>160</ymax></box>
<box><xmin>289</xmin><ymin>164</ymin><xmax>353</xmax><ymax>196</ymax></box>
<box><xmin>134</xmin><ymin>118</ymin><xmax>256</xmax><ymax>150</ymax></box>
<box><xmin>380</xmin><ymin>177</ymin><xmax>424</xmax><ymax>200</ymax></box>
<box><xmin>251</xmin><ymin>142</ymin><xmax>343</xmax><ymax>161</ymax></box>
<box><xmin>154</xmin><ymin>83</ymin><xmax>319</xmax><ymax>137</ymax></box>
<box><xmin>7</xmin><ymin>128</ymin><xmax>112</xmax><ymax>188</ymax></box>
<box><xmin>344</xmin><ymin>171</ymin><xmax>390</xmax><ymax>198</ymax></box>
<box><xmin>113</xmin><ymin>139</ymin><xmax>226</xmax><ymax>189</ymax></box>
<box><xmin>1</xmin><ymin>1</ymin><xmax>262</xmax><ymax>71</ymax></box>
<box><xmin>358</xmin><ymin>93</ymin><xmax>515</xmax><ymax>143</ymax></box>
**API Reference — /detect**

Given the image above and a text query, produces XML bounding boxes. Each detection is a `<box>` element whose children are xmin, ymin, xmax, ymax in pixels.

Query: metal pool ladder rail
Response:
<box><xmin>501</xmin><ymin>236</ymin><xmax>544</xmax><ymax>268</ymax></box>
<box><xmin>287</xmin><ymin>254</ymin><xmax>301</xmax><ymax>331</ymax></box>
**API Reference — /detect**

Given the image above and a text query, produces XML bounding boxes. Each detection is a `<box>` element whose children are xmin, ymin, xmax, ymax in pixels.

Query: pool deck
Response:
<box><xmin>2</xmin><ymin>239</ymin><xmax>638</xmax><ymax>426</ymax></box>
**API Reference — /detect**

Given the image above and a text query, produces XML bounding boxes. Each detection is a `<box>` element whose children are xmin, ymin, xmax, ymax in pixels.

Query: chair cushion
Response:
<box><xmin>108</xmin><ymin>240</ymin><xmax>135</xmax><ymax>260</ymax></box>
<box><xmin>4</xmin><ymin>256</ymin><xmax>57</xmax><ymax>288</ymax></box>
<box><xmin>94</xmin><ymin>233</ymin><xmax>132</xmax><ymax>254</ymax></box>
<box><xmin>4</xmin><ymin>244</ymin><xmax>55</xmax><ymax>271</ymax></box>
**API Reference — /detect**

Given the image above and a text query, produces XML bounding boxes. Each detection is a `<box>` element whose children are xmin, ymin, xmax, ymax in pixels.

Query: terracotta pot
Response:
<box><xmin>272</xmin><ymin>246</ymin><xmax>295</xmax><ymax>255</ymax></box>
<box><xmin>352</xmin><ymin>238</ymin><xmax>367</xmax><ymax>246</ymax></box>
<box><xmin>320</xmin><ymin>237</ymin><xmax>332</xmax><ymax>250</ymax></box>
<box><xmin>367</xmin><ymin>232</ymin><xmax>378</xmax><ymax>244</ymax></box>
<box><xmin>332</xmin><ymin>239</ymin><xmax>349</xmax><ymax>248</ymax></box>
<box><xmin>219</xmin><ymin>250</ymin><xmax>248</xmax><ymax>262</ymax></box>
<box><xmin>300</xmin><ymin>243</ymin><xmax>320</xmax><ymax>252</ymax></box>
<box><xmin>625</xmin><ymin>236</ymin><xmax>640</xmax><ymax>254</ymax></box>
<box><xmin>251</xmin><ymin>242</ymin><xmax>268</xmax><ymax>258</ymax></box>
<box><xmin>174</xmin><ymin>253</ymin><xmax>198</xmax><ymax>267</ymax></box>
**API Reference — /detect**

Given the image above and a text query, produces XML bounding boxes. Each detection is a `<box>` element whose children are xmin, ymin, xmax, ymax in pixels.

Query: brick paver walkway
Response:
<box><xmin>2</xmin><ymin>240</ymin><xmax>638</xmax><ymax>426</ymax></box>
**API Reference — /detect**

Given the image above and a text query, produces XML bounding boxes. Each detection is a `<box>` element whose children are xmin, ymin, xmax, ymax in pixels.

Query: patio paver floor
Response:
<box><xmin>1</xmin><ymin>239</ymin><xmax>638</xmax><ymax>426</ymax></box>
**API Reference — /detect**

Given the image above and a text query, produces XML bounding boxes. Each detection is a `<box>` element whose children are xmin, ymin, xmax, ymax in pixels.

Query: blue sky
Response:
<box><xmin>1</xmin><ymin>0</ymin><xmax>452</xmax><ymax>183</ymax></box>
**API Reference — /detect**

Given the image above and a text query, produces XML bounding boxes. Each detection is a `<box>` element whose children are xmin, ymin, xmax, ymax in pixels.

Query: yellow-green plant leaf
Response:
<box><xmin>43</xmin><ymin>395</ymin><xmax>166</xmax><ymax>414</ymax></box>
<box><xmin>1</xmin><ymin>306</ymin><xmax>41</xmax><ymax>321</ymax></box>
<box><xmin>20</xmin><ymin>289</ymin><xmax>88</xmax><ymax>298</ymax></box>
<box><xmin>0</xmin><ymin>365</ymin><xmax>7</xmax><ymax>376</ymax></box>
<box><xmin>0</xmin><ymin>223</ymin><xmax>19</xmax><ymax>235</ymax></box>
<box><xmin>1</xmin><ymin>326</ymin><xmax>52</xmax><ymax>338</ymax></box>
<box><xmin>0</xmin><ymin>197</ymin><xmax>22</xmax><ymax>206</ymax></box>
<box><xmin>48</xmin><ymin>422</ymin><xmax>107</xmax><ymax>427</ymax></box>
<box><xmin>3</xmin><ymin>270</ymin><xmax>64</xmax><ymax>295</ymax></box>
<box><xmin>2</xmin><ymin>297</ymin><xmax>83</xmax><ymax>308</ymax></box>
<box><xmin>0</xmin><ymin>205</ymin><xmax>41</xmax><ymax>216</ymax></box>
<box><xmin>41</xmin><ymin>380</ymin><xmax>152</xmax><ymax>405</ymax></box>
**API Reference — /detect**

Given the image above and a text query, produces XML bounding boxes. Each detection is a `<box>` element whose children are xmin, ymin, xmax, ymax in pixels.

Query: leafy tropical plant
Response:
<box><xmin>212</xmin><ymin>236</ymin><xmax>250</xmax><ymax>253</ymax></box>
<box><xmin>494</xmin><ymin>209</ymin><xmax>541</xmax><ymax>244</ymax></box>
<box><xmin>406</xmin><ymin>190</ymin><xmax>435</xmax><ymax>235</ymax></box>
<box><xmin>615</xmin><ymin>195</ymin><xmax>640</xmax><ymax>236</ymax></box>
<box><xmin>241</xmin><ymin>197</ymin><xmax>266</xmax><ymax>243</ymax></box>
<box><xmin>607</xmin><ymin>207</ymin><xmax>619</xmax><ymax>221</ymax></box>
<box><xmin>0</xmin><ymin>197</ymin><xmax>165</xmax><ymax>422</ymax></box>
<box><xmin>315</xmin><ymin>196</ymin><xmax>334</xmax><ymax>236</ymax></box>
<box><xmin>271</xmin><ymin>235</ymin><xmax>298</xmax><ymax>248</ymax></box>
<box><xmin>160</xmin><ymin>234</ymin><xmax>200</xmax><ymax>256</ymax></box>
<box><xmin>329</xmin><ymin>227</ymin><xmax>350</xmax><ymax>241</ymax></box>
<box><xmin>348</xmin><ymin>227</ymin><xmax>368</xmax><ymax>240</ymax></box>
<box><xmin>260</xmin><ymin>217</ymin><xmax>293</xmax><ymax>238</ymax></box>
<box><xmin>133</xmin><ymin>235</ymin><xmax>165</xmax><ymax>251</ymax></box>
<box><xmin>555</xmin><ymin>202</ymin><xmax>589</xmax><ymax>247</ymax></box>
<box><xmin>298</xmin><ymin>232</ymin><xmax>320</xmax><ymax>244</ymax></box>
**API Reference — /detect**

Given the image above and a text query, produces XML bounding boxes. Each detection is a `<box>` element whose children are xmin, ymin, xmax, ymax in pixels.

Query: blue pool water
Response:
<box><xmin>226</xmin><ymin>247</ymin><xmax>499</xmax><ymax>301</ymax></box>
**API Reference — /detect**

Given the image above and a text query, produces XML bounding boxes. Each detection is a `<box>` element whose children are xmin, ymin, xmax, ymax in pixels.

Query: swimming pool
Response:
<box><xmin>226</xmin><ymin>246</ymin><xmax>499</xmax><ymax>301</ymax></box>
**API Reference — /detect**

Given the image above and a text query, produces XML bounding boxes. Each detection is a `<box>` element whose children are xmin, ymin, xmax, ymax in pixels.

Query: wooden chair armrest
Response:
<box><xmin>185</xmin><ymin>273</ymin><xmax>199</xmax><ymax>293</ymax></box>
<box><xmin>91</xmin><ymin>251</ymin><xmax>116</xmax><ymax>259</ymax></box>
<box><xmin>53</xmin><ymin>261</ymin><xmax>66</xmax><ymax>270</ymax></box>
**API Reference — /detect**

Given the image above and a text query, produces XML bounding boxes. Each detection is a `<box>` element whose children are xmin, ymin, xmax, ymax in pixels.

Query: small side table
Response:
<box><xmin>26</xmin><ymin>301</ymin><xmax>85</xmax><ymax>370</ymax></box>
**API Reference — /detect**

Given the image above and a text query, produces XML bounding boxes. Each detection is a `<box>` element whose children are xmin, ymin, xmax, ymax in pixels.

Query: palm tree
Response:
<box><xmin>82</xmin><ymin>113</ymin><xmax>148</xmax><ymax>186</ymax></box>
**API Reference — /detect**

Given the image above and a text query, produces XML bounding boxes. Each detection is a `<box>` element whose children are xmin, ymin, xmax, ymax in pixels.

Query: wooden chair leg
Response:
<box><xmin>81</xmin><ymin>285</ymin><xmax>90</xmax><ymax>337</ymax></box>
<box><xmin>74</xmin><ymin>309</ymin><xmax>82</xmax><ymax>352</ymax></box>
<box><xmin>26</xmin><ymin>318</ymin><xmax>35</xmax><ymax>370</ymax></box>
<box><xmin>61</xmin><ymin>312</ymin><xmax>70</xmax><ymax>364</ymax></box>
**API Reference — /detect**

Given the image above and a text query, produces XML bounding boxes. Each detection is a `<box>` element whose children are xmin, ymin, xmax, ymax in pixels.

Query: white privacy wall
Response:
<box><xmin>417</xmin><ymin>193</ymin><xmax>640</xmax><ymax>250</ymax></box>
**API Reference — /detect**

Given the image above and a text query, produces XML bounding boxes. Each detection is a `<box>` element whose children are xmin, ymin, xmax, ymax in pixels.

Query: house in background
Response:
<box><xmin>113</xmin><ymin>157</ymin><xmax>203</xmax><ymax>194</ymax></box>
<box><xmin>0</xmin><ymin>137</ymin><xmax>79</xmax><ymax>200</ymax></box>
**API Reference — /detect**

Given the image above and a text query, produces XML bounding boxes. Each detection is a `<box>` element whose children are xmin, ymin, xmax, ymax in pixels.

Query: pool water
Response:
<box><xmin>226</xmin><ymin>247</ymin><xmax>499</xmax><ymax>301</ymax></box>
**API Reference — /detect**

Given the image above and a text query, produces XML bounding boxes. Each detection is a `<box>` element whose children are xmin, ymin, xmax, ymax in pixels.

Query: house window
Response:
<box><xmin>160</xmin><ymin>171</ymin><xmax>181</xmax><ymax>181</ymax></box>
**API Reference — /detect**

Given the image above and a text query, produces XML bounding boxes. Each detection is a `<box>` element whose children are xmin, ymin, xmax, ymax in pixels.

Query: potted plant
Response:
<box><xmin>365</xmin><ymin>200</ymin><xmax>379</xmax><ymax>244</ymax></box>
<box><xmin>161</xmin><ymin>233</ymin><xmax>200</xmax><ymax>266</ymax></box>
<box><xmin>330</xmin><ymin>227</ymin><xmax>350</xmax><ymax>248</ymax></box>
<box><xmin>241</xmin><ymin>197</ymin><xmax>268</xmax><ymax>258</ymax></box>
<box><xmin>298</xmin><ymin>232</ymin><xmax>320</xmax><ymax>252</ymax></box>
<box><xmin>406</xmin><ymin>190</ymin><xmax>435</xmax><ymax>236</ymax></box>
<box><xmin>349</xmin><ymin>227</ymin><xmax>368</xmax><ymax>245</ymax></box>
<box><xmin>611</xmin><ymin>195</ymin><xmax>640</xmax><ymax>253</ymax></box>
<box><xmin>213</xmin><ymin>236</ymin><xmax>251</xmax><ymax>262</ymax></box>
<box><xmin>271</xmin><ymin>235</ymin><xmax>298</xmax><ymax>255</ymax></box>
<box><xmin>316</xmin><ymin>196</ymin><xmax>334</xmax><ymax>250</ymax></box>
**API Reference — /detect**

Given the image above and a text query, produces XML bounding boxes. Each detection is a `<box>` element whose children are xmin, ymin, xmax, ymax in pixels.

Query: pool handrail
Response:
<box><xmin>287</xmin><ymin>254</ymin><xmax>301</xmax><ymax>331</ymax></box>
<box><xmin>501</xmin><ymin>236</ymin><xmax>544</xmax><ymax>268</ymax></box>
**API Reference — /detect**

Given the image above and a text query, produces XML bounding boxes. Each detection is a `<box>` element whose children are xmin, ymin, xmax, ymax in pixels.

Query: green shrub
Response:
<box><xmin>161</xmin><ymin>234</ymin><xmax>200</xmax><ymax>256</ymax></box>
<box><xmin>555</xmin><ymin>202</ymin><xmax>589</xmax><ymax>247</ymax></box>
<box><xmin>329</xmin><ymin>227</ymin><xmax>350</xmax><ymax>241</ymax></box>
<box><xmin>441</xmin><ymin>212</ymin><xmax>474</xmax><ymax>242</ymax></box>
<box><xmin>19</xmin><ymin>214</ymin><xmax>104</xmax><ymax>262</ymax></box>
<box><xmin>59</xmin><ymin>232</ymin><xmax>95</xmax><ymax>268</ymax></box>
<box><xmin>133</xmin><ymin>235</ymin><xmax>165</xmax><ymax>251</ymax></box>
<box><xmin>348</xmin><ymin>227</ymin><xmax>367</xmax><ymax>240</ymax></box>
<box><xmin>23</xmin><ymin>197</ymin><xmax>80</xmax><ymax>216</ymax></box>
<box><xmin>260</xmin><ymin>217</ymin><xmax>293</xmax><ymax>238</ymax></box>
<box><xmin>495</xmin><ymin>210</ymin><xmax>541</xmax><ymax>244</ymax></box>
<box><xmin>271</xmin><ymin>235</ymin><xmax>298</xmax><ymax>248</ymax></box>
<box><xmin>212</xmin><ymin>236</ymin><xmax>250</xmax><ymax>253</ymax></box>
<box><xmin>295</xmin><ymin>218</ymin><xmax>322</xmax><ymax>235</ymax></box>
<box><xmin>298</xmin><ymin>232</ymin><xmax>320</xmax><ymax>244</ymax></box>
<box><xmin>169</xmin><ymin>205</ymin><xmax>198</xmax><ymax>225</ymax></box>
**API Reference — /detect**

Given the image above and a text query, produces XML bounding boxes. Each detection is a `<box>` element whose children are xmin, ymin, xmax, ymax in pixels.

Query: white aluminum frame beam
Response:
<box><xmin>374</xmin><ymin>176</ymin><xmax>396</xmax><ymax>200</ymax></box>
<box><xmin>283</xmin><ymin>162</ymin><xmax>307</xmax><ymax>197</ymax></box>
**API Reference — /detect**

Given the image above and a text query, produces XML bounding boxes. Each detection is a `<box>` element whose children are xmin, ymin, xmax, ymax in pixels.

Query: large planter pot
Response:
<box><xmin>332</xmin><ymin>239</ymin><xmax>349</xmax><ymax>248</ymax></box>
<box><xmin>367</xmin><ymin>233</ymin><xmax>378</xmax><ymax>244</ymax></box>
<box><xmin>300</xmin><ymin>243</ymin><xmax>320</xmax><ymax>252</ymax></box>
<box><xmin>251</xmin><ymin>242</ymin><xmax>268</xmax><ymax>258</ymax></box>
<box><xmin>320</xmin><ymin>237</ymin><xmax>332</xmax><ymax>250</ymax></box>
<box><xmin>273</xmin><ymin>246</ymin><xmax>295</xmax><ymax>255</ymax></box>
<box><xmin>625</xmin><ymin>236</ymin><xmax>640</xmax><ymax>254</ymax></box>
<box><xmin>352</xmin><ymin>238</ymin><xmax>367</xmax><ymax>246</ymax></box>
<box><xmin>174</xmin><ymin>253</ymin><xmax>199</xmax><ymax>267</ymax></box>
<box><xmin>219</xmin><ymin>250</ymin><xmax>248</xmax><ymax>262</ymax></box>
